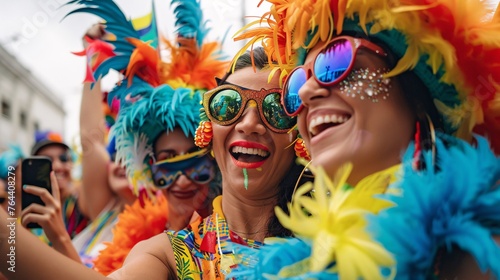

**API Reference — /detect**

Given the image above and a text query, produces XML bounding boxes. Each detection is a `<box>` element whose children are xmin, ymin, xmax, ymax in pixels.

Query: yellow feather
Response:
<box><xmin>275</xmin><ymin>162</ymin><xmax>396</xmax><ymax>277</ymax></box>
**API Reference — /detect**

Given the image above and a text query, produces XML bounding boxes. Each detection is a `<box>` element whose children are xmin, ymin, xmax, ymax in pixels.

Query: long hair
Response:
<box><xmin>229</xmin><ymin>47</ymin><xmax>312</xmax><ymax>237</ymax></box>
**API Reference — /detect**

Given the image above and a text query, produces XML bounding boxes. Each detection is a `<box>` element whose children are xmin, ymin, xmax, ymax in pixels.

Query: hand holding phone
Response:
<box><xmin>21</xmin><ymin>156</ymin><xmax>52</xmax><ymax>228</ymax></box>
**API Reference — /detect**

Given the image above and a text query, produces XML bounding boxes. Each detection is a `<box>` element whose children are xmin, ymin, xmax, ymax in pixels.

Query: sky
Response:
<box><xmin>0</xmin><ymin>0</ymin><xmax>270</xmax><ymax>144</ymax></box>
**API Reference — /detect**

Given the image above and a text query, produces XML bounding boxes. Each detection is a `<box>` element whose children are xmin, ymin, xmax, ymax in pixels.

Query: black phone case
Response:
<box><xmin>21</xmin><ymin>156</ymin><xmax>53</xmax><ymax>229</ymax></box>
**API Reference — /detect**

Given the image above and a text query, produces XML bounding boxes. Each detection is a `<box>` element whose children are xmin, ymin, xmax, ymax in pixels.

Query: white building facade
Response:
<box><xmin>0</xmin><ymin>44</ymin><xmax>65</xmax><ymax>154</ymax></box>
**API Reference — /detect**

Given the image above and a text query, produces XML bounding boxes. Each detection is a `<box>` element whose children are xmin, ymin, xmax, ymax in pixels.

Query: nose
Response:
<box><xmin>173</xmin><ymin>174</ymin><xmax>193</xmax><ymax>189</ymax></box>
<box><xmin>298</xmin><ymin>74</ymin><xmax>331</xmax><ymax>109</ymax></box>
<box><xmin>52</xmin><ymin>157</ymin><xmax>64</xmax><ymax>171</ymax></box>
<box><xmin>235</xmin><ymin>102</ymin><xmax>267</xmax><ymax>135</ymax></box>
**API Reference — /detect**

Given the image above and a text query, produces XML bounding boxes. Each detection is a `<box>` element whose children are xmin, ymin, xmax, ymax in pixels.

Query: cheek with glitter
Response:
<box><xmin>339</xmin><ymin>68</ymin><xmax>392</xmax><ymax>102</ymax></box>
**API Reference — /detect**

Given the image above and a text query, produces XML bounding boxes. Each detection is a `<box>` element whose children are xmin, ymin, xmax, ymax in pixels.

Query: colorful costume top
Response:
<box><xmin>63</xmin><ymin>194</ymin><xmax>88</xmax><ymax>238</ymax></box>
<box><xmin>72</xmin><ymin>199</ymin><xmax>122</xmax><ymax>268</ymax></box>
<box><xmin>167</xmin><ymin>196</ymin><xmax>264</xmax><ymax>280</ymax></box>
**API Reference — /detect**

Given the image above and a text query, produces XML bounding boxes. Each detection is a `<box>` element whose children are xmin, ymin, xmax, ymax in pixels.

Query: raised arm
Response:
<box><xmin>80</xmin><ymin>80</ymin><xmax>115</xmax><ymax>221</ymax></box>
<box><xmin>79</xmin><ymin>24</ymin><xmax>116</xmax><ymax>220</ymax></box>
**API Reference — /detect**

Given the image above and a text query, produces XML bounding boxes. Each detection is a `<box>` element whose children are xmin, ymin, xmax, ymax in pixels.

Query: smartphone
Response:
<box><xmin>21</xmin><ymin>156</ymin><xmax>53</xmax><ymax>228</ymax></box>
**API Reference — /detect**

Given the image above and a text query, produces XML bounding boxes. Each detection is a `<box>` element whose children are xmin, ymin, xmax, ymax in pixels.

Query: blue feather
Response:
<box><xmin>369</xmin><ymin>134</ymin><xmax>500</xmax><ymax>279</ymax></box>
<box><xmin>171</xmin><ymin>0</ymin><xmax>208</xmax><ymax>47</ymax></box>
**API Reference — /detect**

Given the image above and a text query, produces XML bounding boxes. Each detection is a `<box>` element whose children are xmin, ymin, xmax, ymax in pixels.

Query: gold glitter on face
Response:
<box><xmin>339</xmin><ymin>68</ymin><xmax>392</xmax><ymax>102</ymax></box>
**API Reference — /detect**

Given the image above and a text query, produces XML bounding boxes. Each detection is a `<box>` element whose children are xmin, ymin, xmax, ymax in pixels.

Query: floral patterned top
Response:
<box><xmin>166</xmin><ymin>196</ymin><xmax>263</xmax><ymax>280</ymax></box>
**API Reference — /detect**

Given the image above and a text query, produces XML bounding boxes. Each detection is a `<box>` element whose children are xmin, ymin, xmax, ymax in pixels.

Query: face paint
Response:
<box><xmin>243</xmin><ymin>168</ymin><xmax>249</xmax><ymax>190</ymax></box>
<box><xmin>339</xmin><ymin>68</ymin><xmax>392</xmax><ymax>102</ymax></box>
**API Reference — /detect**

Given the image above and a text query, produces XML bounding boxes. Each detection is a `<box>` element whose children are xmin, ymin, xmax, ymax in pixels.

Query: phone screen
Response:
<box><xmin>21</xmin><ymin>156</ymin><xmax>53</xmax><ymax>228</ymax></box>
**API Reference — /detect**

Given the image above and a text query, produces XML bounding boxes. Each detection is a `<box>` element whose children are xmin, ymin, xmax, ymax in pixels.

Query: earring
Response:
<box><xmin>413</xmin><ymin>113</ymin><xmax>436</xmax><ymax>170</ymax></box>
<box><xmin>412</xmin><ymin>121</ymin><xmax>422</xmax><ymax>170</ymax></box>
<box><xmin>195</xmin><ymin>121</ymin><xmax>213</xmax><ymax>148</ymax></box>
<box><xmin>294</xmin><ymin>136</ymin><xmax>311</xmax><ymax>161</ymax></box>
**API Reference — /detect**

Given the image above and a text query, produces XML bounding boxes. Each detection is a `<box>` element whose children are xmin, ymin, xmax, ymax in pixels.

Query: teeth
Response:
<box><xmin>308</xmin><ymin>114</ymin><xmax>350</xmax><ymax>135</ymax></box>
<box><xmin>231</xmin><ymin>146</ymin><xmax>269</xmax><ymax>157</ymax></box>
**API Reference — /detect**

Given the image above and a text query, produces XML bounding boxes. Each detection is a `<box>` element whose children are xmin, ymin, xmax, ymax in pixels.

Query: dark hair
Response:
<box><xmin>233</xmin><ymin>47</ymin><xmax>270</xmax><ymax>72</ymax></box>
<box><xmin>367</xmin><ymin>37</ymin><xmax>447</xmax><ymax>169</ymax></box>
<box><xmin>231</xmin><ymin>47</ymin><xmax>313</xmax><ymax>237</ymax></box>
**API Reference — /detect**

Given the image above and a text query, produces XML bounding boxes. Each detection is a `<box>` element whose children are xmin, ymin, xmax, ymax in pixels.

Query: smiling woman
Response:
<box><xmin>0</xmin><ymin>47</ymin><xmax>313</xmax><ymax>280</ymax></box>
<box><xmin>230</xmin><ymin>0</ymin><xmax>500</xmax><ymax>278</ymax></box>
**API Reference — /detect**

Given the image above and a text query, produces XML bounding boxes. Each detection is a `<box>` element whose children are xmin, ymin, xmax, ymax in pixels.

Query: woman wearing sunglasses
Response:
<box><xmin>230</xmin><ymin>0</ymin><xmax>500</xmax><ymax>279</ymax></box>
<box><xmin>0</xmin><ymin>45</ymin><xmax>310</xmax><ymax>280</ymax></box>
<box><xmin>21</xmin><ymin>131</ymin><xmax>89</xmax><ymax>255</ymax></box>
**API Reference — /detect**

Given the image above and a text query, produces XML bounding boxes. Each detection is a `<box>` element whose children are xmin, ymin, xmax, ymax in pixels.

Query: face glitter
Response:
<box><xmin>339</xmin><ymin>68</ymin><xmax>392</xmax><ymax>102</ymax></box>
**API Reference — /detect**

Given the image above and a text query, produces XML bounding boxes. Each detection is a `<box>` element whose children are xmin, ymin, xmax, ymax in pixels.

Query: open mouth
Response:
<box><xmin>309</xmin><ymin>114</ymin><xmax>351</xmax><ymax>136</ymax></box>
<box><xmin>230</xmin><ymin>146</ymin><xmax>270</xmax><ymax>163</ymax></box>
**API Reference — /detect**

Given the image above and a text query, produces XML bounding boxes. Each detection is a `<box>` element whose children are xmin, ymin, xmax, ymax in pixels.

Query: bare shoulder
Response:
<box><xmin>108</xmin><ymin>233</ymin><xmax>176</xmax><ymax>280</ymax></box>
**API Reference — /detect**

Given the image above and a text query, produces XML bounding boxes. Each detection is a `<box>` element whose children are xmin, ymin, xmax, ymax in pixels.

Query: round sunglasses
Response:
<box><xmin>203</xmin><ymin>84</ymin><xmax>296</xmax><ymax>133</ymax></box>
<box><xmin>151</xmin><ymin>149</ymin><xmax>215</xmax><ymax>189</ymax></box>
<box><xmin>282</xmin><ymin>36</ymin><xmax>388</xmax><ymax>116</ymax></box>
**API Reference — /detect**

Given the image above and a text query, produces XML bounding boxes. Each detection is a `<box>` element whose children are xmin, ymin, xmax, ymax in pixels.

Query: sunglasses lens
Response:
<box><xmin>263</xmin><ymin>93</ymin><xmax>296</xmax><ymax>130</ymax></box>
<box><xmin>59</xmin><ymin>154</ymin><xmax>70</xmax><ymax>163</ymax></box>
<box><xmin>284</xmin><ymin>68</ymin><xmax>307</xmax><ymax>115</ymax></box>
<box><xmin>151</xmin><ymin>153</ymin><xmax>214</xmax><ymax>189</ymax></box>
<box><xmin>151</xmin><ymin>164</ymin><xmax>178</xmax><ymax>189</ymax></box>
<box><xmin>185</xmin><ymin>156</ymin><xmax>215</xmax><ymax>184</ymax></box>
<box><xmin>209</xmin><ymin>89</ymin><xmax>242</xmax><ymax>123</ymax></box>
<box><xmin>314</xmin><ymin>38</ymin><xmax>353</xmax><ymax>84</ymax></box>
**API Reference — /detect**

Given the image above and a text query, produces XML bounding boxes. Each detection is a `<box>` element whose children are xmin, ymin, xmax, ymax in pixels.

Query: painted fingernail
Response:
<box><xmin>23</xmin><ymin>185</ymin><xmax>27</xmax><ymax>189</ymax></box>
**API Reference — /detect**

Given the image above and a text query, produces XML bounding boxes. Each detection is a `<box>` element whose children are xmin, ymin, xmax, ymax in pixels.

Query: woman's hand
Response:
<box><xmin>20</xmin><ymin>172</ymin><xmax>81</xmax><ymax>262</ymax></box>
<box><xmin>20</xmin><ymin>171</ymin><xmax>66</xmax><ymax>241</ymax></box>
<box><xmin>82</xmin><ymin>23</ymin><xmax>106</xmax><ymax>49</ymax></box>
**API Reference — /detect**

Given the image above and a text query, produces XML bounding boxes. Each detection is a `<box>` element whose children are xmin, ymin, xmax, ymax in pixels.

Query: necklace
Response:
<box><xmin>203</xmin><ymin>197</ymin><xmax>263</xmax><ymax>278</ymax></box>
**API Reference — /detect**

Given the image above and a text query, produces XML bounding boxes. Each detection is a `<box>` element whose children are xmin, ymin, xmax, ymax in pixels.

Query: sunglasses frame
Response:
<box><xmin>151</xmin><ymin>149</ymin><xmax>215</xmax><ymax>189</ymax></box>
<box><xmin>203</xmin><ymin>84</ymin><xmax>295</xmax><ymax>133</ymax></box>
<box><xmin>153</xmin><ymin>148</ymin><xmax>209</xmax><ymax>165</ymax></box>
<box><xmin>282</xmin><ymin>36</ymin><xmax>388</xmax><ymax>116</ymax></box>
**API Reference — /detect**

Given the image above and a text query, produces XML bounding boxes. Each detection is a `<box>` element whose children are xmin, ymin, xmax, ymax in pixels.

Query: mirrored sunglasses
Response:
<box><xmin>203</xmin><ymin>83</ymin><xmax>296</xmax><ymax>133</ymax></box>
<box><xmin>151</xmin><ymin>149</ymin><xmax>215</xmax><ymax>189</ymax></box>
<box><xmin>282</xmin><ymin>36</ymin><xmax>387</xmax><ymax>116</ymax></box>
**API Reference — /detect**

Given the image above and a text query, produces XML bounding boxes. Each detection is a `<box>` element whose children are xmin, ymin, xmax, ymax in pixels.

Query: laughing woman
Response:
<box><xmin>231</xmin><ymin>0</ymin><xmax>500</xmax><ymax>279</ymax></box>
<box><xmin>0</xmin><ymin>48</ymin><xmax>311</xmax><ymax>279</ymax></box>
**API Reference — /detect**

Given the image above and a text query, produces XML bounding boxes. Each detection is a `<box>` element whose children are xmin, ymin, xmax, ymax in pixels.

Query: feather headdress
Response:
<box><xmin>235</xmin><ymin>0</ymin><xmax>500</xmax><ymax>153</ymax></box>
<box><xmin>66</xmin><ymin>0</ymin><xmax>229</xmax><ymax>193</ymax></box>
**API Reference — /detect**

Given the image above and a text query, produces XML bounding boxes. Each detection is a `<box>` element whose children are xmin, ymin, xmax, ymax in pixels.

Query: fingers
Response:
<box><xmin>20</xmin><ymin>201</ymin><xmax>58</xmax><ymax>228</ymax></box>
<box><xmin>85</xmin><ymin>23</ymin><xmax>106</xmax><ymax>40</ymax></box>
<box><xmin>22</xmin><ymin>185</ymin><xmax>58</xmax><ymax>208</ymax></box>
<box><xmin>50</xmin><ymin>171</ymin><xmax>61</xmax><ymax>203</ymax></box>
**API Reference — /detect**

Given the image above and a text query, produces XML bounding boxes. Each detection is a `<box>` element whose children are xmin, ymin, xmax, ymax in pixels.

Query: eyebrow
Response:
<box><xmin>215</xmin><ymin>77</ymin><xmax>251</xmax><ymax>90</ymax></box>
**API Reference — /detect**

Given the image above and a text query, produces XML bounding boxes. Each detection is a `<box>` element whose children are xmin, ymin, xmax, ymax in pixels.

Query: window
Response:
<box><xmin>1</xmin><ymin>100</ymin><xmax>11</xmax><ymax>119</ymax></box>
<box><xmin>20</xmin><ymin>111</ymin><xmax>27</xmax><ymax>128</ymax></box>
